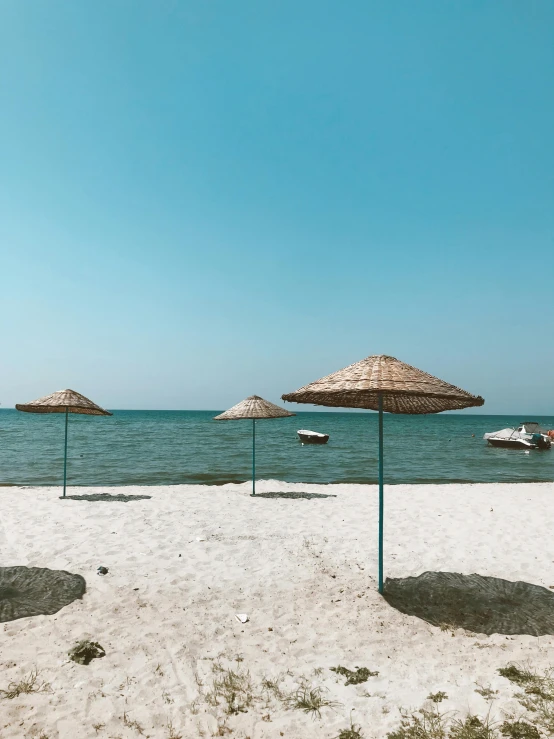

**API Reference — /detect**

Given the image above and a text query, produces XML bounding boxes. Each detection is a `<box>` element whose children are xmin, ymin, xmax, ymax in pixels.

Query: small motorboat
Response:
<box><xmin>484</xmin><ymin>422</ymin><xmax>552</xmax><ymax>450</ymax></box>
<box><xmin>297</xmin><ymin>429</ymin><xmax>329</xmax><ymax>445</ymax></box>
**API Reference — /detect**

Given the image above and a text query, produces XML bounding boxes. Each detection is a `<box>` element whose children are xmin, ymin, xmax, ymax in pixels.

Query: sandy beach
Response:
<box><xmin>2</xmin><ymin>480</ymin><xmax>554</xmax><ymax>738</ymax></box>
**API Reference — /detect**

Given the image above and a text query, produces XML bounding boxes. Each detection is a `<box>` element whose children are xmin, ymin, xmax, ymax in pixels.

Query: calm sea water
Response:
<box><xmin>0</xmin><ymin>410</ymin><xmax>553</xmax><ymax>487</ymax></box>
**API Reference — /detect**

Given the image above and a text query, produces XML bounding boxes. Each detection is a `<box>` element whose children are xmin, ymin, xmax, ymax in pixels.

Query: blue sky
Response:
<box><xmin>1</xmin><ymin>1</ymin><xmax>553</xmax><ymax>414</ymax></box>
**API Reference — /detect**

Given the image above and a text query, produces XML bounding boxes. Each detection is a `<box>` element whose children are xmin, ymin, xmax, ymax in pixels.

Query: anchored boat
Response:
<box><xmin>484</xmin><ymin>422</ymin><xmax>552</xmax><ymax>450</ymax></box>
<box><xmin>297</xmin><ymin>429</ymin><xmax>329</xmax><ymax>445</ymax></box>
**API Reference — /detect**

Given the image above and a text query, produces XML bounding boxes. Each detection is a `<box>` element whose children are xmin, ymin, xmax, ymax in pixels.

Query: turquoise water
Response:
<box><xmin>0</xmin><ymin>409</ymin><xmax>553</xmax><ymax>487</ymax></box>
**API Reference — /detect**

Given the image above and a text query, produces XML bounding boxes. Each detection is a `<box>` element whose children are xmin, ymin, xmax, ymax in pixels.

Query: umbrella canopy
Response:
<box><xmin>16</xmin><ymin>389</ymin><xmax>112</xmax><ymax>497</ymax></box>
<box><xmin>214</xmin><ymin>396</ymin><xmax>294</xmax><ymax>495</ymax></box>
<box><xmin>281</xmin><ymin>355</ymin><xmax>484</xmax><ymax>413</ymax></box>
<box><xmin>282</xmin><ymin>355</ymin><xmax>484</xmax><ymax>592</ymax></box>
<box><xmin>214</xmin><ymin>395</ymin><xmax>295</xmax><ymax>420</ymax></box>
<box><xmin>16</xmin><ymin>388</ymin><xmax>112</xmax><ymax>416</ymax></box>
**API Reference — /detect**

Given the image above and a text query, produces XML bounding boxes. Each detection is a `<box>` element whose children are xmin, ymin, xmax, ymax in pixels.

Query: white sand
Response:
<box><xmin>1</xmin><ymin>480</ymin><xmax>554</xmax><ymax>738</ymax></box>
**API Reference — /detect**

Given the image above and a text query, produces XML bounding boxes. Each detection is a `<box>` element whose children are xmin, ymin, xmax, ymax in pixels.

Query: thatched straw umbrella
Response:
<box><xmin>282</xmin><ymin>355</ymin><xmax>484</xmax><ymax>592</ymax></box>
<box><xmin>16</xmin><ymin>389</ymin><xmax>112</xmax><ymax>498</ymax></box>
<box><xmin>214</xmin><ymin>396</ymin><xmax>295</xmax><ymax>496</ymax></box>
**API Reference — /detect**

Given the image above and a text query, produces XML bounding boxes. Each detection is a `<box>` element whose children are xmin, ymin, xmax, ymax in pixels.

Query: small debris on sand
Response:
<box><xmin>68</xmin><ymin>640</ymin><xmax>106</xmax><ymax>665</ymax></box>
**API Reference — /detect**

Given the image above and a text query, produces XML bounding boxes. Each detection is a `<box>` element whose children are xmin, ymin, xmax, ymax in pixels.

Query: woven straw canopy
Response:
<box><xmin>282</xmin><ymin>355</ymin><xmax>484</xmax><ymax>414</ymax></box>
<box><xmin>0</xmin><ymin>566</ymin><xmax>86</xmax><ymax>623</ymax></box>
<box><xmin>16</xmin><ymin>389</ymin><xmax>112</xmax><ymax>416</ymax></box>
<box><xmin>214</xmin><ymin>395</ymin><xmax>295</xmax><ymax>420</ymax></box>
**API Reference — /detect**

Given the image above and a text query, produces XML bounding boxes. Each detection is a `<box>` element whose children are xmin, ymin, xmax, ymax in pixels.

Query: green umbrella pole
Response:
<box><xmin>252</xmin><ymin>418</ymin><xmax>256</xmax><ymax>496</ymax></box>
<box><xmin>378</xmin><ymin>393</ymin><xmax>384</xmax><ymax>593</ymax></box>
<box><xmin>63</xmin><ymin>407</ymin><xmax>69</xmax><ymax>498</ymax></box>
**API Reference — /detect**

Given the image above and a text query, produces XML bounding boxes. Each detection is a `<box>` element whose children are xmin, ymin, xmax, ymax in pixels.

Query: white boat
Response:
<box><xmin>297</xmin><ymin>429</ymin><xmax>329</xmax><ymax>445</ymax></box>
<box><xmin>484</xmin><ymin>422</ymin><xmax>552</xmax><ymax>450</ymax></box>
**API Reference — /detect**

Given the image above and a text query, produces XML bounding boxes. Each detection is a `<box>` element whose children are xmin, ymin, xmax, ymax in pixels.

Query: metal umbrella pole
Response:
<box><xmin>252</xmin><ymin>419</ymin><xmax>256</xmax><ymax>496</ymax></box>
<box><xmin>63</xmin><ymin>407</ymin><xmax>69</xmax><ymax>498</ymax></box>
<box><xmin>378</xmin><ymin>393</ymin><xmax>384</xmax><ymax>594</ymax></box>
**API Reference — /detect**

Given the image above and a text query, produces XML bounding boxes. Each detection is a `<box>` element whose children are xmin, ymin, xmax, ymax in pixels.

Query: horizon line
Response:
<box><xmin>1</xmin><ymin>407</ymin><xmax>552</xmax><ymax>417</ymax></box>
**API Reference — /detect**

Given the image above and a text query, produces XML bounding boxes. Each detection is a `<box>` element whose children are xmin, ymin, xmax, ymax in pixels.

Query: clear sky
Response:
<box><xmin>1</xmin><ymin>1</ymin><xmax>553</xmax><ymax>414</ymax></box>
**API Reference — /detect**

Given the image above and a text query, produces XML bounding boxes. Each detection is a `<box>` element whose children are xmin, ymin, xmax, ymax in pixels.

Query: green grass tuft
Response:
<box><xmin>498</xmin><ymin>666</ymin><xmax>536</xmax><ymax>687</ymax></box>
<box><xmin>449</xmin><ymin>714</ymin><xmax>496</xmax><ymax>738</ymax></box>
<box><xmin>428</xmin><ymin>692</ymin><xmax>448</xmax><ymax>703</ymax></box>
<box><xmin>475</xmin><ymin>685</ymin><xmax>499</xmax><ymax>701</ymax></box>
<box><xmin>331</xmin><ymin>665</ymin><xmax>379</xmax><ymax>685</ymax></box>
<box><xmin>335</xmin><ymin>717</ymin><xmax>364</xmax><ymax>738</ymax></box>
<box><xmin>388</xmin><ymin>705</ymin><xmax>449</xmax><ymax>739</ymax></box>
<box><xmin>499</xmin><ymin>663</ymin><xmax>554</xmax><ymax>735</ymax></box>
<box><xmin>499</xmin><ymin>720</ymin><xmax>540</xmax><ymax>738</ymax></box>
<box><xmin>206</xmin><ymin>665</ymin><xmax>255</xmax><ymax>715</ymax></box>
<box><xmin>284</xmin><ymin>684</ymin><xmax>341</xmax><ymax>718</ymax></box>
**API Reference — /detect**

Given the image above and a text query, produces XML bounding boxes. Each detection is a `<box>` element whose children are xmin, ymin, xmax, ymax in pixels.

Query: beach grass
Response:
<box><xmin>283</xmin><ymin>683</ymin><xmax>342</xmax><ymax>718</ymax></box>
<box><xmin>0</xmin><ymin>668</ymin><xmax>51</xmax><ymax>700</ymax></box>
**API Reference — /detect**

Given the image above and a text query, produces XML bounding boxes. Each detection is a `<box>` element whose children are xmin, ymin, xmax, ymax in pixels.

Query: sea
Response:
<box><xmin>0</xmin><ymin>410</ymin><xmax>553</xmax><ymax>487</ymax></box>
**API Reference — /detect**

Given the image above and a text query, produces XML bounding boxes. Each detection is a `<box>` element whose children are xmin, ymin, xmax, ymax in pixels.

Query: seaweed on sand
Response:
<box><xmin>68</xmin><ymin>640</ymin><xmax>106</xmax><ymax>665</ymax></box>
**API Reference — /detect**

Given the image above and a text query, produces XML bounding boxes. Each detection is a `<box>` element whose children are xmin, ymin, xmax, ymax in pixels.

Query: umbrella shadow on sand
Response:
<box><xmin>252</xmin><ymin>491</ymin><xmax>337</xmax><ymax>500</ymax></box>
<box><xmin>0</xmin><ymin>566</ymin><xmax>86</xmax><ymax>623</ymax></box>
<box><xmin>62</xmin><ymin>493</ymin><xmax>152</xmax><ymax>502</ymax></box>
<box><xmin>383</xmin><ymin>571</ymin><xmax>554</xmax><ymax>636</ymax></box>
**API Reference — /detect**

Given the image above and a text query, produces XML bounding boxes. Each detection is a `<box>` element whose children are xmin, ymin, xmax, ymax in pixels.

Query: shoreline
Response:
<box><xmin>3</xmin><ymin>476</ymin><xmax>554</xmax><ymax>489</ymax></box>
